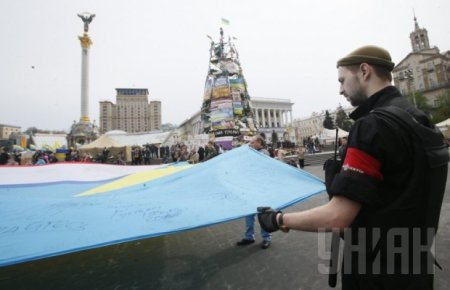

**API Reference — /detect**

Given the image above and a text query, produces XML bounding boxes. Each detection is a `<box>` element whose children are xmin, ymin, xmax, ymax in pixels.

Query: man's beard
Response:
<box><xmin>350</xmin><ymin>93</ymin><xmax>368</xmax><ymax>107</ymax></box>
<box><xmin>348</xmin><ymin>81</ymin><xmax>368</xmax><ymax>107</ymax></box>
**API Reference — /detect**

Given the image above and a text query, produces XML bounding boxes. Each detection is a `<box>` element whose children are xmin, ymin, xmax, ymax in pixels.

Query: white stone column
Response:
<box><xmin>81</xmin><ymin>47</ymin><xmax>89</xmax><ymax>122</ymax></box>
<box><xmin>289</xmin><ymin>110</ymin><xmax>293</xmax><ymax>125</ymax></box>
<box><xmin>267</xmin><ymin>109</ymin><xmax>272</xmax><ymax>128</ymax></box>
<box><xmin>79</xmin><ymin>38</ymin><xmax>92</xmax><ymax>123</ymax></box>
<box><xmin>275</xmin><ymin>110</ymin><xmax>280</xmax><ymax>128</ymax></box>
<box><xmin>262</xmin><ymin>109</ymin><xmax>266</xmax><ymax>127</ymax></box>
<box><xmin>273</xmin><ymin>109</ymin><xmax>278</xmax><ymax>127</ymax></box>
<box><xmin>255</xmin><ymin>108</ymin><xmax>260</xmax><ymax>127</ymax></box>
<box><xmin>279</xmin><ymin>109</ymin><xmax>283</xmax><ymax>127</ymax></box>
<box><xmin>278</xmin><ymin>110</ymin><xmax>282</xmax><ymax>127</ymax></box>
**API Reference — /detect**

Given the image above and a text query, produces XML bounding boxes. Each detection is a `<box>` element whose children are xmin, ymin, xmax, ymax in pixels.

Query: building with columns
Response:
<box><xmin>392</xmin><ymin>16</ymin><xmax>450</xmax><ymax>107</ymax></box>
<box><xmin>174</xmin><ymin>97</ymin><xmax>295</xmax><ymax>146</ymax></box>
<box><xmin>251</xmin><ymin>97</ymin><xmax>295</xmax><ymax>142</ymax></box>
<box><xmin>99</xmin><ymin>88</ymin><xmax>162</xmax><ymax>134</ymax></box>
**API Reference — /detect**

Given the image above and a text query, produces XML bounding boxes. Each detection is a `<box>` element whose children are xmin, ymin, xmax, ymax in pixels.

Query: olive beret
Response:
<box><xmin>337</xmin><ymin>45</ymin><xmax>395</xmax><ymax>71</ymax></box>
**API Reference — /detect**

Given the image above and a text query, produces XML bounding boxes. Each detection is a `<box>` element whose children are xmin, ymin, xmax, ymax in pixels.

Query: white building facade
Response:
<box><xmin>251</xmin><ymin>97</ymin><xmax>295</xmax><ymax>142</ymax></box>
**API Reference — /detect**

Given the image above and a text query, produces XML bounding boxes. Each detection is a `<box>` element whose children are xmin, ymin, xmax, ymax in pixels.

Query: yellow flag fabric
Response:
<box><xmin>77</xmin><ymin>164</ymin><xmax>194</xmax><ymax>196</ymax></box>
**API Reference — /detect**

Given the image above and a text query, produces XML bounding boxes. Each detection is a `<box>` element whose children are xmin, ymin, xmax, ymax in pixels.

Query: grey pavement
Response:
<box><xmin>1</xmin><ymin>165</ymin><xmax>449</xmax><ymax>290</ymax></box>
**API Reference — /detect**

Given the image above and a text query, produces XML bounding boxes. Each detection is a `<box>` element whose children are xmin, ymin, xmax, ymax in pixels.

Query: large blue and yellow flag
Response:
<box><xmin>0</xmin><ymin>146</ymin><xmax>325</xmax><ymax>267</ymax></box>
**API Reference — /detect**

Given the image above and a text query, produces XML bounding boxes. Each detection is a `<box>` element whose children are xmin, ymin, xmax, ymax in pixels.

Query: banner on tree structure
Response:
<box><xmin>211</xmin><ymin>118</ymin><xmax>235</xmax><ymax>130</ymax></box>
<box><xmin>213</xmin><ymin>129</ymin><xmax>241</xmax><ymax>137</ymax></box>
<box><xmin>210</xmin><ymin>98</ymin><xmax>235</xmax><ymax>130</ymax></box>
<box><xmin>232</xmin><ymin>91</ymin><xmax>243</xmax><ymax>115</ymax></box>
<box><xmin>218</xmin><ymin>60</ymin><xmax>240</xmax><ymax>75</ymax></box>
<box><xmin>211</xmin><ymin>98</ymin><xmax>233</xmax><ymax>110</ymax></box>
<box><xmin>203</xmin><ymin>77</ymin><xmax>214</xmax><ymax>101</ymax></box>
<box><xmin>212</xmin><ymin>76</ymin><xmax>230</xmax><ymax>99</ymax></box>
<box><xmin>230</xmin><ymin>77</ymin><xmax>246</xmax><ymax>93</ymax></box>
<box><xmin>233</xmin><ymin>102</ymin><xmax>243</xmax><ymax>115</ymax></box>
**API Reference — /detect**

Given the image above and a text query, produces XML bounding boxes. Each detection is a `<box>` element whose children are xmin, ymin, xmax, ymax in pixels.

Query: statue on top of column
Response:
<box><xmin>77</xmin><ymin>12</ymin><xmax>96</xmax><ymax>33</ymax></box>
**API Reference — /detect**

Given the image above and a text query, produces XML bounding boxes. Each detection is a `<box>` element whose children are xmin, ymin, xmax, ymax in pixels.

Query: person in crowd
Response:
<box><xmin>204</xmin><ymin>141</ymin><xmax>218</xmax><ymax>161</ymax></box>
<box><xmin>237</xmin><ymin>135</ymin><xmax>272</xmax><ymax>249</ymax></box>
<box><xmin>170</xmin><ymin>144</ymin><xmax>178</xmax><ymax>162</ymax></box>
<box><xmin>268</xmin><ymin>146</ymin><xmax>275</xmax><ymax>158</ymax></box>
<box><xmin>218</xmin><ymin>144</ymin><xmax>224</xmax><ymax>154</ymax></box>
<box><xmin>204</xmin><ymin>144</ymin><xmax>209</xmax><ymax>160</ymax></box>
<box><xmin>80</xmin><ymin>153</ymin><xmax>92</xmax><ymax>162</ymax></box>
<box><xmin>276</xmin><ymin>146</ymin><xmax>286</xmax><ymax>162</ymax></box>
<box><xmin>70</xmin><ymin>150</ymin><xmax>79</xmax><ymax>161</ymax></box>
<box><xmin>132</xmin><ymin>147</ymin><xmax>142</xmax><ymax>165</ymax></box>
<box><xmin>297</xmin><ymin>145</ymin><xmax>306</xmax><ymax>169</ymax></box>
<box><xmin>0</xmin><ymin>147</ymin><xmax>8</xmax><ymax>165</ymax></box>
<box><xmin>143</xmin><ymin>146</ymin><xmax>151</xmax><ymax>165</ymax></box>
<box><xmin>338</xmin><ymin>136</ymin><xmax>348</xmax><ymax>160</ymax></box>
<box><xmin>117</xmin><ymin>151</ymin><xmax>126</xmax><ymax>165</ymax></box>
<box><xmin>197</xmin><ymin>145</ymin><xmax>205</xmax><ymax>162</ymax></box>
<box><xmin>188</xmin><ymin>147</ymin><xmax>200</xmax><ymax>164</ymax></box>
<box><xmin>177</xmin><ymin>144</ymin><xmax>189</xmax><ymax>162</ymax></box>
<box><xmin>6</xmin><ymin>154</ymin><xmax>19</xmax><ymax>166</ymax></box>
<box><xmin>102</xmin><ymin>147</ymin><xmax>110</xmax><ymax>163</ymax></box>
<box><xmin>257</xmin><ymin>45</ymin><xmax>448</xmax><ymax>289</ymax></box>
<box><xmin>48</xmin><ymin>153</ymin><xmax>58</xmax><ymax>163</ymax></box>
<box><xmin>35</xmin><ymin>156</ymin><xmax>46</xmax><ymax>165</ymax></box>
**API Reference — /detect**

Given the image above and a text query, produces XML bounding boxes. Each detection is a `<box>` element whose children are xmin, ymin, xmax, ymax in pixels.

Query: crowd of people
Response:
<box><xmin>0</xmin><ymin>147</ymin><xmax>59</xmax><ymax>166</ymax></box>
<box><xmin>1</xmin><ymin>137</ymin><xmax>343</xmax><ymax>167</ymax></box>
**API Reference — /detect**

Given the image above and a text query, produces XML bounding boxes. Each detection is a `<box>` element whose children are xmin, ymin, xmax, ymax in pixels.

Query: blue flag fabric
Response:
<box><xmin>0</xmin><ymin>146</ymin><xmax>325</xmax><ymax>267</ymax></box>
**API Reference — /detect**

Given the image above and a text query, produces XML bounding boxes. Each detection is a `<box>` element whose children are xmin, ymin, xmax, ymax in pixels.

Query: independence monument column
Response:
<box><xmin>78</xmin><ymin>12</ymin><xmax>95</xmax><ymax>123</ymax></box>
<box><xmin>67</xmin><ymin>12</ymin><xmax>98</xmax><ymax>148</ymax></box>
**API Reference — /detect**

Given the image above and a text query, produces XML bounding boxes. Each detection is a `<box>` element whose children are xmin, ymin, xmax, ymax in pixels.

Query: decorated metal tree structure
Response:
<box><xmin>201</xmin><ymin>28</ymin><xmax>257</xmax><ymax>149</ymax></box>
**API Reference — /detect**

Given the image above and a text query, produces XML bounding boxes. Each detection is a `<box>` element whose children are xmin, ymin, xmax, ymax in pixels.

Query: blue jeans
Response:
<box><xmin>244</xmin><ymin>215</ymin><xmax>272</xmax><ymax>242</ymax></box>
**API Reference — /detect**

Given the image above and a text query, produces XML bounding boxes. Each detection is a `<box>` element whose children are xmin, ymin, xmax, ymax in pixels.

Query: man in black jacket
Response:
<box><xmin>258</xmin><ymin>45</ymin><xmax>448</xmax><ymax>289</ymax></box>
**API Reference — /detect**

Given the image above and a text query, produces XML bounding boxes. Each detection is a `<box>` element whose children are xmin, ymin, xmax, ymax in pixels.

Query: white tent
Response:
<box><xmin>80</xmin><ymin>134</ymin><xmax>126</xmax><ymax>149</ymax></box>
<box><xmin>436</xmin><ymin>118</ymin><xmax>450</xmax><ymax>137</ymax></box>
<box><xmin>319</xmin><ymin>128</ymin><xmax>349</xmax><ymax>142</ymax></box>
<box><xmin>105</xmin><ymin>131</ymin><xmax>172</xmax><ymax>147</ymax></box>
<box><xmin>79</xmin><ymin>134</ymin><xmax>131</xmax><ymax>162</ymax></box>
<box><xmin>436</xmin><ymin>118</ymin><xmax>450</xmax><ymax>129</ymax></box>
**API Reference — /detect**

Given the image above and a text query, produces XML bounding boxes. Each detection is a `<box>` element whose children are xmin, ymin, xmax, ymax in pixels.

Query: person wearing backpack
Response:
<box><xmin>257</xmin><ymin>45</ymin><xmax>448</xmax><ymax>289</ymax></box>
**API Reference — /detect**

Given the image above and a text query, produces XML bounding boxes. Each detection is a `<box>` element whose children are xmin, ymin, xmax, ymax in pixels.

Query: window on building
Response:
<box><xmin>430</xmin><ymin>78</ymin><xmax>436</xmax><ymax>88</ymax></box>
<box><xmin>434</xmin><ymin>99</ymin><xmax>441</xmax><ymax>108</ymax></box>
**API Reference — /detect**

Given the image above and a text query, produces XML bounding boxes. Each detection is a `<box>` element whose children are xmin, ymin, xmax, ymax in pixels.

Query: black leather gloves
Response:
<box><xmin>257</xmin><ymin>206</ymin><xmax>281</xmax><ymax>233</ymax></box>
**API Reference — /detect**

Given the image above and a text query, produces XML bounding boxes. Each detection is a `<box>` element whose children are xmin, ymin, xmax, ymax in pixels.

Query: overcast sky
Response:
<box><xmin>2</xmin><ymin>0</ymin><xmax>449</xmax><ymax>131</ymax></box>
